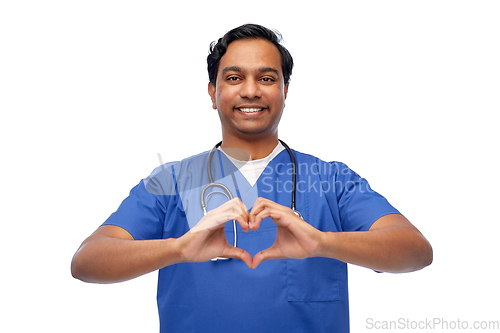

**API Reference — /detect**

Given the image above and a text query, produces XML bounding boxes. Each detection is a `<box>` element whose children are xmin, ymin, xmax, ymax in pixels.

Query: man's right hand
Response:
<box><xmin>175</xmin><ymin>198</ymin><xmax>252</xmax><ymax>267</ymax></box>
<box><xmin>71</xmin><ymin>198</ymin><xmax>252</xmax><ymax>284</ymax></box>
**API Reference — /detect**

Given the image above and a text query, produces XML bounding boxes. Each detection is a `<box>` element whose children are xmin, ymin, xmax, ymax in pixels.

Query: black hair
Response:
<box><xmin>207</xmin><ymin>24</ymin><xmax>294</xmax><ymax>86</ymax></box>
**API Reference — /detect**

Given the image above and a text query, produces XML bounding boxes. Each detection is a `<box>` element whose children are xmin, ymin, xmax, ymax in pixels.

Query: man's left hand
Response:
<box><xmin>248</xmin><ymin>197</ymin><xmax>325</xmax><ymax>269</ymax></box>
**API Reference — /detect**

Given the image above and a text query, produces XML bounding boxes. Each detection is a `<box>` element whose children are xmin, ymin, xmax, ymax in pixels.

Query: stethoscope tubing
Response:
<box><xmin>200</xmin><ymin>140</ymin><xmax>302</xmax><ymax>260</ymax></box>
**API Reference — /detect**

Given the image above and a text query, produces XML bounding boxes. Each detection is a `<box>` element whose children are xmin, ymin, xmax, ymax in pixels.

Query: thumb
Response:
<box><xmin>251</xmin><ymin>246</ymin><xmax>282</xmax><ymax>269</ymax></box>
<box><xmin>221</xmin><ymin>246</ymin><xmax>253</xmax><ymax>268</ymax></box>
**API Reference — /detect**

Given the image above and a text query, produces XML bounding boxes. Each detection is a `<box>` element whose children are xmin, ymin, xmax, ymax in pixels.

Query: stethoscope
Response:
<box><xmin>200</xmin><ymin>139</ymin><xmax>302</xmax><ymax>260</ymax></box>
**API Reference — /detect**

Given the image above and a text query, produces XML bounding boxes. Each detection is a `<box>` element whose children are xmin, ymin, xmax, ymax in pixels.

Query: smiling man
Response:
<box><xmin>71</xmin><ymin>24</ymin><xmax>432</xmax><ymax>333</ymax></box>
<box><xmin>208</xmin><ymin>38</ymin><xmax>288</xmax><ymax>158</ymax></box>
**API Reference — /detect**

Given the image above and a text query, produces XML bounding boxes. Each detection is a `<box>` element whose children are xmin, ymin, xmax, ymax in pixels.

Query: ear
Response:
<box><xmin>284</xmin><ymin>84</ymin><xmax>289</xmax><ymax>99</ymax></box>
<box><xmin>208</xmin><ymin>82</ymin><xmax>217</xmax><ymax>110</ymax></box>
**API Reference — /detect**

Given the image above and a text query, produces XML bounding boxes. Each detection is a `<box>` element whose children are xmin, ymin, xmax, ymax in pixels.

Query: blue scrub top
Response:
<box><xmin>103</xmin><ymin>148</ymin><xmax>400</xmax><ymax>333</ymax></box>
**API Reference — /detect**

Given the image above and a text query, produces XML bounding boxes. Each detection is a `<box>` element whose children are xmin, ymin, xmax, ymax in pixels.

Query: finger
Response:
<box><xmin>252</xmin><ymin>198</ymin><xmax>300</xmax><ymax>230</ymax></box>
<box><xmin>229</xmin><ymin>198</ymin><xmax>250</xmax><ymax>232</ymax></box>
<box><xmin>190</xmin><ymin>213</ymin><xmax>229</xmax><ymax>233</ymax></box>
<box><xmin>235</xmin><ymin>198</ymin><xmax>250</xmax><ymax>232</ymax></box>
<box><xmin>248</xmin><ymin>198</ymin><xmax>273</xmax><ymax>230</ymax></box>
<box><xmin>236</xmin><ymin>197</ymin><xmax>249</xmax><ymax>213</ymax></box>
<box><xmin>192</xmin><ymin>198</ymin><xmax>248</xmax><ymax>233</ymax></box>
<box><xmin>248</xmin><ymin>206</ymin><xmax>266</xmax><ymax>231</ymax></box>
<box><xmin>221</xmin><ymin>246</ymin><xmax>253</xmax><ymax>268</ymax></box>
<box><xmin>252</xmin><ymin>246</ymin><xmax>282</xmax><ymax>269</ymax></box>
<box><xmin>234</xmin><ymin>216</ymin><xmax>250</xmax><ymax>232</ymax></box>
<box><xmin>250</xmin><ymin>205</ymin><xmax>287</xmax><ymax>231</ymax></box>
<box><xmin>249</xmin><ymin>197</ymin><xmax>274</xmax><ymax>215</ymax></box>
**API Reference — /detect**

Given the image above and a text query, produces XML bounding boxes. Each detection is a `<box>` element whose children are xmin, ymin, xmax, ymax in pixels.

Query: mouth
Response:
<box><xmin>237</xmin><ymin>107</ymin><xmax>265</xmax><ymax>113</ymax></box>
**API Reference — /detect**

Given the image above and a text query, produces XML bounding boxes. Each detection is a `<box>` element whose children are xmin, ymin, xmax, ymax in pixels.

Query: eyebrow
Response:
<box><xmin>221</xmin><ymin>66</ymin><xmax>280</xmax><ymax>77</ymax></box>
<box><xmin>259</xmin><ymin>67</ymin><xmax>280</xmax><ymax>76</ymax></box>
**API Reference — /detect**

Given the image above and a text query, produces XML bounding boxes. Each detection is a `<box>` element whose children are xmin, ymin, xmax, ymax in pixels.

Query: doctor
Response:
<box><xmin>71</xmin><ymin>24</ymin><xmax>433</xmax><ymax>332</ymax></box>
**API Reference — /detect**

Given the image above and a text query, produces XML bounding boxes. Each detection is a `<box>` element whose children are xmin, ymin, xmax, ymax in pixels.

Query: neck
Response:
<box><xmin>220</xmin><ymin>135</ymin><xmax>279</xmax><ymax>160</ymax></box>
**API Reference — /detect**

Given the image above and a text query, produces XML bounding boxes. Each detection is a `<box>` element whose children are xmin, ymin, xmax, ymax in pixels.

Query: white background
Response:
<box><xmin>1</xmin><ymin>0</ymin><xmax>499</xmax><ymax>332</ymax></box>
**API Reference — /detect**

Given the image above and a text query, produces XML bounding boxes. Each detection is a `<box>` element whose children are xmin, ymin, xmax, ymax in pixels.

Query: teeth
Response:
<box><xmin>239</xmin><ymin>108</ymin><xmax>263</xmax><ymax>113</ymax></box>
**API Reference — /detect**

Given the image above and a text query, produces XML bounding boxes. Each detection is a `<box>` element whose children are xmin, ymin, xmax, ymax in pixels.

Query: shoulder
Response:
<box><xmin>291</xmin><ymin>149</ymin><xmax>352</xmax><ymax>177</ymax></box>
<box><xmin>143</xmin><ymin>150</ymin><xmax>210</xmax><ymax>195</ymax></box>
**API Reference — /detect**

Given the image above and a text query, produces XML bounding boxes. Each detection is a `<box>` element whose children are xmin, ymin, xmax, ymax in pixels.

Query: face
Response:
<box><xmin>208</xmin><ymin>39</ymin><xmax>288</xmax><ymax>144</ymax></box>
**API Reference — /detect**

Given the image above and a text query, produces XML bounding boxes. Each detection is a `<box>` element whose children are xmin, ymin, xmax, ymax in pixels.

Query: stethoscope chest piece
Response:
<box><xmin>293</xmin><ymin>209</ymin><xmax>303</xmax><ymax>220</ymax></box>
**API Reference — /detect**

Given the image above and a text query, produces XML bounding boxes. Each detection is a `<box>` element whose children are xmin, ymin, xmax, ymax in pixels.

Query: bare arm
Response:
<box><xmin>71</xmin><ymin>225</ymin><xmax>181</xmax><ymax>283</ymax></box>
<box><xmin>318</xmin><ymin>214</ymin><xmax>433</xmax><ymax>273</ymax></box>
<box><xmin>71</xmin><ymin>198</ymin><xmax>252</xmax><ymax>284</ymax></box>
<box><xmin>249</xmin><ymin>198</ymin><xmax>432</xmax><ymax>272</ymax></box>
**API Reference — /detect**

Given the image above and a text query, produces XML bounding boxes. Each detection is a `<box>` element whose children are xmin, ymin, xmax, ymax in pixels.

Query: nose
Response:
<box><xmin>239</xmin><ymin>78</ymin><xmax>262</xmax><ymax>99</ymax></box>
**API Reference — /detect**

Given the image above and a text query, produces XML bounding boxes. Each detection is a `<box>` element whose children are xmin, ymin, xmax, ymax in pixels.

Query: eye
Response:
<box><xmin>226</xmin><ymin>76</ymin><xmax>240</xmax><ymax>82</ymax></box>
<box><xmin>260</xmin><ymin>77</ymin><xmax>275</xmax><ymax>83</ymax></box>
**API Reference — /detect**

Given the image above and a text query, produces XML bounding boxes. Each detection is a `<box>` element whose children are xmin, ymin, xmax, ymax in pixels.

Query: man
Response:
<box><xmin>72</xmin><ymin>24</ymin><xmax>432</xmax><ymax>332</ymax></box>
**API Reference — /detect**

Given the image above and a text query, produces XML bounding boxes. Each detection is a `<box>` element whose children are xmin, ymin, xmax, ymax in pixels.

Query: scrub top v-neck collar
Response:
<box><xmin>218</xmin><ymin>141</ymin><xmax>285</xmax><ymax>187</ymax></box>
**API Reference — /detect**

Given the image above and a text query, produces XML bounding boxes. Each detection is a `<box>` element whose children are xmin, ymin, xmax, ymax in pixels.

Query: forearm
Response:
<box><xmin>71</xmin><ymin>230</ymin><xmax>181</xmax><ymax>284</ymax></box>
<box><xmin>318</xmin><ymin>223</ymin><xmax>433</xmax><ymax>273</ymax></box>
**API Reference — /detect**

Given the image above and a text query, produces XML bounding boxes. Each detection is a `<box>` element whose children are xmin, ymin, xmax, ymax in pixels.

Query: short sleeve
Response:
<box><xmin>101</xmin><ymin>161</ymin><xmax>181</xmax><ymax>240</ymax></box>
<box><xmin>330</xmin><ymin>162</ymin><xmax>400</xmax><ymax>232</ymax></box>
